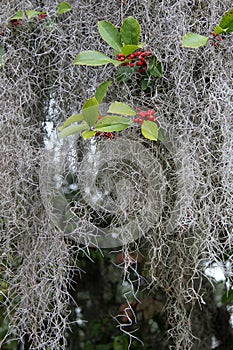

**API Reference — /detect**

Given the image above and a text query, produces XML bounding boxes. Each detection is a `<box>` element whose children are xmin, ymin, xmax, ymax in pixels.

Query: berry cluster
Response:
<box><xmin>9</xmin><ymin>12</ymin><xmax>46</xmax><ymax>28</ymax></box>
<box><xmin>95</xmin><ymin>116</ymin><xmax>115</xmax><ymax>139</ymax></box>
<box><xmin>134</xmin><ymin>108</ymin><xmax>157</xmax><ymax>124</ymax></box>
<box><xmin>11</xmin><ymin>19</ymin><xmax>23</xmax><ymax>27</ymax></box>
<box><xmin>211</xmin><ymin>32</ymin><xmax>223</xmax><ymax>47</ymax></box>
<box><xmin>95</xmin><ymin>131</ymin><xmax>115</xmax><ymax>139</ymax></box>
<box><xmin>117</xmin><ymin>50</ymin><xmax>152</xmax><ymax>73</ymax></box>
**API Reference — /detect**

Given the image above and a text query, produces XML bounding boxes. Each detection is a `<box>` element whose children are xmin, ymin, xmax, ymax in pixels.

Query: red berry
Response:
<box><xmin>136</xmin><ymin>61</ymin><xmax>143</xmax><ymax>66</ymax></box>
<box><xmin>138</xmin><ymin>119</ymin><xmax>143</xmax><ymax>125</ymax></box>
<box><xmin>147</xmin><ymin>115</ymin><xmax>156</xmax><ymax>122</ymax></box>
<box><xmin>136</xmin><ymin>51</ymin><xmax>142</xmax><ymax>56</ymax></box>
<box><xmin>147</xmin><ymin>109</ymin><xmax>155</xmax><ymax>116</ymax></box>
<box><xmin>117</xmin><ymin>53</ymin><xmax>125</xmax><ymax>60</ymax></box>
<box><xmin>121</xmin><ymin>62</ymin><xmax>128</xmax><ymax>66</ymax></box>
<box><xmin>140</xmin><ymin>52</ymin><xmax>147</xmax><ymax>57</ymax></box>
<box><xmin>129</xmin><ymin>62</ymin><xmax>134</xmax><ymax>67</ymax></box>
<box><xmin>106</xmin><ymin>132</ymin><xmax>112</xmax><ymax>138</ymax></box>
<box><xmin>146</xmin><ymin>50</ymin><xmax>151</xmax><ymax>55</ymax></box>
<box><xmin>138</xmin><ymin>111</ymin><xmax>147</xmax><ymax>118</ymax></box>
<box><xmin>129</xmin><ymin>53</ymin><xmax>135</xmax><ymax>59</ymax></box>
<box><xmin>139</xmin><ymin>57</ymin><xmax>146</xmax><ymax>63</ymax></box>
<box><xmin>134</xmin><ymin>117</ymin><xmax>139</xmax><ymax>123</ymax></box>
<box><xmin>38</xmin><ymin>13</ymin><xmax>46</xmax><ymax>21</ymax></box>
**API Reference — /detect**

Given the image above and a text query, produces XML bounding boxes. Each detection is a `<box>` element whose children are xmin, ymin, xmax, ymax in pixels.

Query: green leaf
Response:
<box><xmin>120</xmin><ymin>16</ymin><xmax>140</xmax><ymax>45</ymax></box>
<box><xmin>116</xmin><ymin>66</ymin><xmax>133</xmax><ymax>82</ymax></box>
<box><xmin>158</xmin><ymin>127</ymin><xmax>166</xmax><ymax>142</ymax></box>
<box><xmin>57</xmin><ymin>114</ymin><xmax>83</xmax><ymax>132</ymax></box>
<box><xmin>95</xmin><ymin>123</ymin><xmax>129</xmax><ymax>132</ymax></box>
<box><xmin>95</xmin><ymin>81</ymin><xmax>112</xmax><ymax>103</ymax></box>
<box><xmin>113</xmin><ymin>335</ymin><xmax>128</xmax><ymax>350</ymax></box>
<box><xmin>148</xmin><ymin>57</ymin><xmax>163</xmax><ymax>77</ymax></box>
<box><xmin>58</xmin><ymin>122</ymin><xmax>88</xmax><ymax>139</ymax></box>
<box><xmin>213</xmin><ymin>25</ymin><xmax>227</xmax><ymax>35</ymax></box>
<box><xmin>182</xmin><ymin>33</ymin><xmax>209</xmax><ymax>48</ymax></box>
<box><xmin>56</xmin><ymin>2</ymin><xmax>72</xmax><ymax>15</ymax></box>
<box><xmin>98</xmin><ymin>21</ymin><xmax>122</xmax><ymax>52</ymax></box>
<box><xmin>82</xmin><ymin>97</ymin><xmax>99</xmax><ymax>110</ymax></box>
<box><xmin>0</xmin><ymin>46</ymin><xmax>6</xmax><ymax>69</ymax></box>
<box><xmin>11</xmin><ymin>10</ymin><xmax>24</xmax><ymax>20</ymax></box>
<box><xmin>219</xmin><ymin>8</ymin><xmax>233</xmax><ymax>33</ymax></box>
<box><xmin>108</xmin><ymin>102</ymin><xmax>136</xmax><ymax>116</ymax></box>
<box><xmin>73</xmin><ymin>51</ymin><xmax>121</xmax><ymax>67</ymax></box>
<box><xmin>82</xmin><ymin>105</ymin><xmax>99</xmax><ymax>127</ymax></box>
<box><xmin>94</xmin><ymin>115</ymin><xmax>131</xmax><ymax>132</ymax></box>
<box><xmin>95</xmin><ymin>115</ymin><xmax>131</xmax><ymax>125</ymax></box>
<box><xmin>26</xmin><ymin>10</ymin><xmax>42</xmax><ymax>19</ymax></box>
<box><xmin>140</xmin><ymin>77</ymin><xmax>149</xmax><ymax>91</ymax></box>
<box><xmin>82</xmin><ymin>130</ymin><xmax>96</xmax><ymax>140</ymax></box>
<box><xmin>222</xmin><ymin>289</ymin><xmax>233</xmax><ymax>305</ymax></box>
<box><xmin>141</xmin><ymin>120</ymin><xmax>158</xmax><ymax>140</ymax></box>
<box><xmin>82</xmin><ymin>97</ymin><xmax>99</xmax><ymax>127</ymax></box>
<box><xmin>43</xmin><ymin>20</ymin><xmax>55</xmax><ymax>32</ymax></box>
<box><xmin>121</xmin><ymin>44</ymin><xmax>143</xmax><ymax>56</ymax></box>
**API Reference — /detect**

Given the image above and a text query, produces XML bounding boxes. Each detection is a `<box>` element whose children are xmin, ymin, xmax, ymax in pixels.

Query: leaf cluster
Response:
<box><xmin>73</xmin><ymin>17</ymin><xmax>162</xmax><ymax>91</ymax></box>
<box><xmin>58</xmin><ymin>81</ymin><xmax>133</xmax><ymax>139</ymax></box>
<box><xmin>9</xmin><ymin>2</ymin><xmax>72</xmax><ymax>20</ymax></box>
<box><xmin>182</xmin><ymin>8</ymin><xmax>233</xmax><ymax>48</ymax></box>
<box><xmin>73</xmin><ymin>17</ymin><xmax>143</xmax><ymax>67</ymax></box>
<box><xmin>57</xmin><ymin>82</ymin><xmax>161</xmax><ymax>141</ymax></box>
<box><xmin>0</xmin><ymin>3</ymin><xmax>73</xmax><ymax>69</ymax></box>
